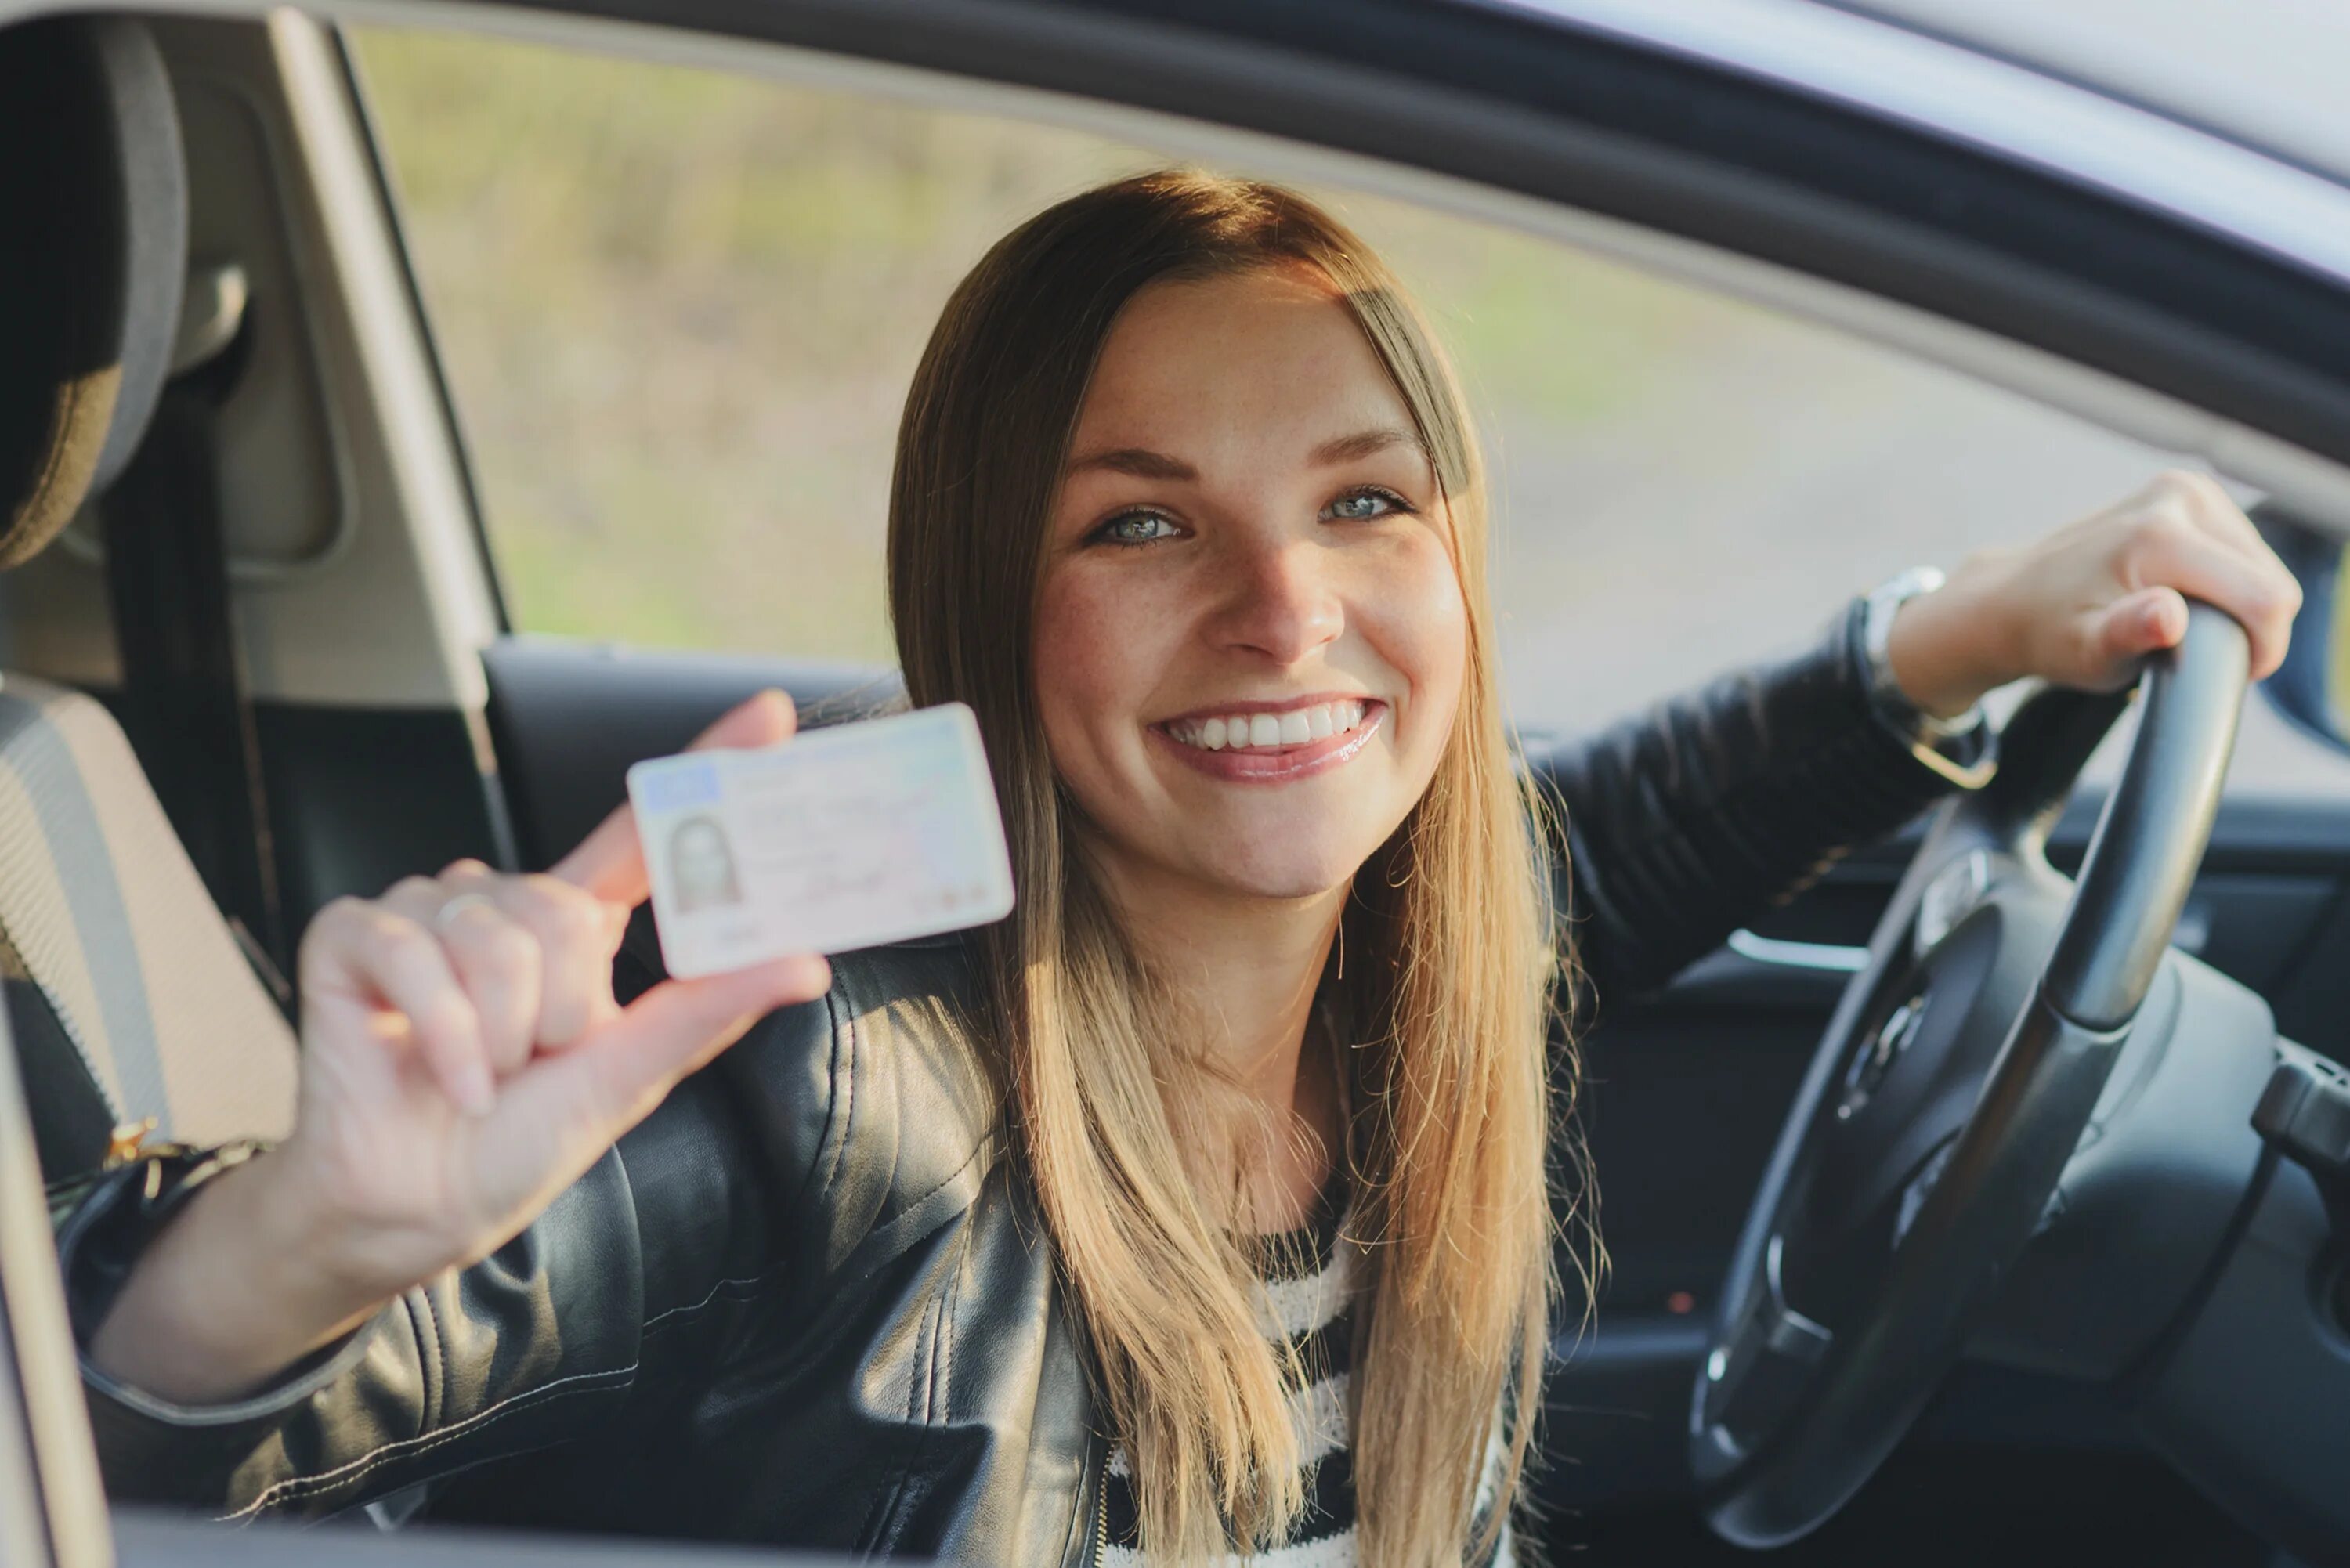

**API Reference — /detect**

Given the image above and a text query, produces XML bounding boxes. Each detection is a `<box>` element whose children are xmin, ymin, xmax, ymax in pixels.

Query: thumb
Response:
<box><xmin>508</xmin><ymin>954</ymin><xmax>833</xmax><ymax>1136</ymax></box>
<box><xmin>2093</xmin><ymin>586</ymin><xmax>2189</xmax><ymax>673</ymax></box>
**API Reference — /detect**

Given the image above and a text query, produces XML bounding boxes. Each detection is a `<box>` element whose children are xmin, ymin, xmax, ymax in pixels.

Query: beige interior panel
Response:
<box><xmin>0</xmin><ymin>6</ymin><xmax>497</xmax><ymax>710</ymax></box>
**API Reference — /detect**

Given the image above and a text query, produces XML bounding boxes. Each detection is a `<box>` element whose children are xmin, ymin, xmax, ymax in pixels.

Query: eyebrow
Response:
<box><xmin>1063</xmin><ymin>427</ymin><xmax>1424</xmax><ymax>480</ymax></box>
<box><xmin>1064</xmin><ymin>446</ymin><xmax>1197</xmax><ymax>480</ymax></box>
<box><xmin>1308</xmin><ymin>427</ymin><xmax>1420</xmax><ymax>466</ymax></box>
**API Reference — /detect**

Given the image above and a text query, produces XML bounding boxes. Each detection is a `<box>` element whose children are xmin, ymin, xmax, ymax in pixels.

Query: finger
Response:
<box><xmin>2128</xmin><ymin>522</ymin><xmax>2300</xmax><ymax>681</ymax></box>
<box><xmin>514</xmin><ymin>955</ymin><xmax>832</xmax><ymax>1136</ymax></box>
<box><xmin>376</xmin><ymin>862</ymin><xmax>501</xmax><ymax>930</ymax></box>
<box><xmin>2179</xmin><ymin>493</ymin><xmax>2305</xmax><ymax>681</ymax></box>
<box><xmin>378</xmin><ymin>869</ymin><xmax>562</xmax><ymax>1063</ymax></box>
<box><xmin>337</xmin><ymin>909</ymin><xmax>494</xmax><ymax>1116</ymax></box>
<box><xmin>375</xmin><ymin>873</ymin><xmax>454</xmax><ymax>927</ymax></box>
<box><xmin>2092</xmin><ymin>587</ymin><xmax>2189</xmax><ymax>670</ymax></box>
<box><xmin>486</xmin><ymin>874</ymin><xmax>617</xmax><ymax>1050</ymax></box>
<box><xmin>435</xmin><ymin>899</ymin><xmax>543</xmax><ymax>1077</ymax></box>
<box><xmin>2167</xmin><ymin>472</ymin><xmax>2265</xmax><ymax>552</ymax></box>
<box><xmin>552</xmin><ymin>690</ymin><xmax>798</xmax><ymax>904</ymax></box>
<box><xmin>295</xmin><ymin>896</ymin><xmax>380</xmax><ymax>999</ymax></box>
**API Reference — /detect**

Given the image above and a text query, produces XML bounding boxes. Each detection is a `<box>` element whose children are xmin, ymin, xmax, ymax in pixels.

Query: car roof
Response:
<box><xmin>1481</xmin><ymin>0</ymin><xmax>2350</xmax><ymax>303</ymax></box>
<box><xmin>1842</xmin><ymin>0</ymin><xmax>2350</xmax><ymax>189</ymax></box>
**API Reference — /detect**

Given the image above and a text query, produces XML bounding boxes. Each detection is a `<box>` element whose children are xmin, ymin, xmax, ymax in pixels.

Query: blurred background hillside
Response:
<box><xmin>352</xmin><ymin>27</ymin><xmax>1756</xmax><ymax>673</ymax></box>
<box><xmin>351</xmin><ymin>27</ymin><xmax>2341</xmax><ymax>787</ymax></box>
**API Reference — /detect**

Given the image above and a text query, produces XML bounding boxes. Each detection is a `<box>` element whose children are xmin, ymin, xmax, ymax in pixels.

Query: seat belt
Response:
<box><xmin>102</xmin><ymin>356</ymin><xmax>289</xmax><ymax>998</ymax></box>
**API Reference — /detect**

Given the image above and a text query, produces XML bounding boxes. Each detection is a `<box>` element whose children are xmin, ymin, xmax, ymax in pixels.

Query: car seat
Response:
<box><xmin>0</xmin><ymin>14</ymin><xmax>297</xmax><ymax>1187</ymax></box>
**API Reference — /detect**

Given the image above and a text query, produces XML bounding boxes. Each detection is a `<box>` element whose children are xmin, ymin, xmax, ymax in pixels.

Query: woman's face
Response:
<box><xmin>1034</xmin><ymin>266</ymin><xmax>1470</xmax><ymax>907</ymax></box>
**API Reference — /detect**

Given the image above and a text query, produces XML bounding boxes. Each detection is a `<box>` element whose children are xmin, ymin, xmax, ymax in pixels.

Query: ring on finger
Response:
<box><xmin>434</xmin><ymin>891</ymin><xmax>500</xmax><ymax>932</ymax></box>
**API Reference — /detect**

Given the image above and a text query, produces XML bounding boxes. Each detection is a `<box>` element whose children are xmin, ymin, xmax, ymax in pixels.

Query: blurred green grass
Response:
<box><xmin>352</xmin><ymin>27</ymin><xmax>1764</xmax><ymax>663</ymax></box>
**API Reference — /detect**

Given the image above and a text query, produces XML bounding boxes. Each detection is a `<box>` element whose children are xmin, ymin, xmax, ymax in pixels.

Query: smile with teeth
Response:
<box><xmin>1162</xmin><ymin>699</ymin><xmax>1372</xmax><ymax>752</ymax></box>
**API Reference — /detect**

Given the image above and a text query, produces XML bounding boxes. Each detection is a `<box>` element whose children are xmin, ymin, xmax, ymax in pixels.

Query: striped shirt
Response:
<box><xmin>1099</xmin><ymin>1188</ymin><xmax>1515</xmax><ymax>1567</ymax></box>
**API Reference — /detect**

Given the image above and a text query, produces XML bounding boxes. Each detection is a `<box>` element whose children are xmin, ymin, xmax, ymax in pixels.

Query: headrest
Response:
<box><xmin>0</xmin><ymin>15</ymin><xmax>187</xmax><ymax>570</ymax></box>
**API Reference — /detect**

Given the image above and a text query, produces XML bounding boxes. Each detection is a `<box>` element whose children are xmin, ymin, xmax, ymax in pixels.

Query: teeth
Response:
<box><xmin>1166</xmin><ymin>700</ymin><xmax>1372</xmax><ymax>751</ymax></box>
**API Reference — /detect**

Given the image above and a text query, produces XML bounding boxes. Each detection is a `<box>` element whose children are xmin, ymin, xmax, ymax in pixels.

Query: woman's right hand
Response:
<box><xmin>88</xmin><ymin>692</ymin><xmax>833</xmax><ymax>1404</ymax></box>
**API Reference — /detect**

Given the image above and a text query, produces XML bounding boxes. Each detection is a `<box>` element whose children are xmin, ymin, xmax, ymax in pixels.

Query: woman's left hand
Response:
<box><xmin>1885</xmin><ymin>469</ymin><xmax>2304</xmax><ymax>719</ymax></box>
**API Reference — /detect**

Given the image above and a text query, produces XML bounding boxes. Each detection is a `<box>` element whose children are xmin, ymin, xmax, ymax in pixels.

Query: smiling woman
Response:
<box><xmin>65</xmin><ymin>162</ymin><xmax>2302</xmax><ymax>1568</ymax></box>
<box><xmin>890</xmin><ymin>175</ymin><xmax>1547</xmax><ymax>1563</ymax></box>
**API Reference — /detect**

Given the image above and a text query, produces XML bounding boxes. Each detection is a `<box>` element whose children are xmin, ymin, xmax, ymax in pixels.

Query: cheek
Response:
<box><xmin>1031</xmin><ymin>566</ymin><xmax>1153</xmax><ymax>769</ymax></box>
<box><xmin>1372</xmin><ymin>536</ymin><xmax>1471</xmax><ymax>754</ymax></box>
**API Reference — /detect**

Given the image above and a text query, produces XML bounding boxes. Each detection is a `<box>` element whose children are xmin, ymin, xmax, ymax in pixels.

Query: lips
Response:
<box><xmin>1148</xmin><ymin>696</ymin><xmax>1386</xmax><ymax>782</ymax></box>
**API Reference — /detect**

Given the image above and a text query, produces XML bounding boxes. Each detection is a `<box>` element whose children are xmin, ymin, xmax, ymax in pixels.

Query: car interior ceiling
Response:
<box><xmin>0</xmin><ymin>9</ymin><xmax>2338</xmax><ymax>1566</ymax></box>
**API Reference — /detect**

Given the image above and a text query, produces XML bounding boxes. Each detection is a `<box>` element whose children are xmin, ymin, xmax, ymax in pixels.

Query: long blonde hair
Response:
<box><xmin>889</xmin><ymin>171</ymin><xmax>1569</xmax><ymax>1566</ymax></box>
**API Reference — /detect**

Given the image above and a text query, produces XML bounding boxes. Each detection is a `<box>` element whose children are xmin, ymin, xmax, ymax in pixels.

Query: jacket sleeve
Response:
<box><xmin>1529</xmin><ymin>599</ymin><xmax>1989</xmax><ymax>1020</ymax></box>
<box><xmin>56</xmin><ymin>937</ymin><xmax>846</xmax><ymax>1523</ymax></box>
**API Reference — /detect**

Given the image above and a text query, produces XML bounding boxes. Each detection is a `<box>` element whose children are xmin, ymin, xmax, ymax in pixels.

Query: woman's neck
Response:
<box><xmin>1090</xmin><ymin>854</ymin><xmax>1348</xmax><ymax>1231</ymax></box>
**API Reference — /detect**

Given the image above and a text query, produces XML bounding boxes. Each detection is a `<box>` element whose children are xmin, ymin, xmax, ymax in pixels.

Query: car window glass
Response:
<box><xmin>351</xmin><ymin>27</ymin><xmax>2350</xmax><ymax>800</ymax></box>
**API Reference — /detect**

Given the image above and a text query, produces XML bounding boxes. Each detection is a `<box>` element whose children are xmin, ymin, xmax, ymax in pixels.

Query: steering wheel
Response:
<box><xmin>1690</xmin><ymin>602</ymin><xmax>2251</xmax><ymax>1546</ymax></box>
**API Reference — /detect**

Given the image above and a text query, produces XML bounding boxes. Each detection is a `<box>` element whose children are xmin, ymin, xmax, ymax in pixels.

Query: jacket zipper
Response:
<box><xmin>1092</xmin><ymin>1453</ymin><xmax>1109</xmax><ymax>1567</ymax></box>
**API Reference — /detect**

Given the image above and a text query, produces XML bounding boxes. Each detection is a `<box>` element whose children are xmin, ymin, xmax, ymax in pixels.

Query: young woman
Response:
<box><xmin>67</xmin><ymin>172</ymin><xmax>2297</xmax><ymax>1566</ymax></box>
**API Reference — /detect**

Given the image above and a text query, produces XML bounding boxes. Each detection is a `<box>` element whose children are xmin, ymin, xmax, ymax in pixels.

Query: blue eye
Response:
<box><xmin>1095</xmin><ymin>511</ymin><xmax>1180</xmax><ymax>546</ymax></box>
<box><xmin>1323</xmin><ymin>487</ymin><xmax>1411</xmax><ymax>522</ymax></box>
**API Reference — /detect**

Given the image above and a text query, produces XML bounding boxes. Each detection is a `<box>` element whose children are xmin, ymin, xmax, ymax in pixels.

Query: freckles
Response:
<box><xmin>1032</xmin><ymin>568</ymin><xmax>1138</xmax><ymax>732</ymax></box>
<box><xmin>1036</xmin><ymin>575</ymin><xmax>1118</xmax><ymax>656</ymax></box>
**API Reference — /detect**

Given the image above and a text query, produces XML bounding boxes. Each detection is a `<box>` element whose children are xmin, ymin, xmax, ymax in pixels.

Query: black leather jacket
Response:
<box><xmin>58</xmin><ymin>609</ymin><xmax>1979</xmax><ymax>1562</ymax></box>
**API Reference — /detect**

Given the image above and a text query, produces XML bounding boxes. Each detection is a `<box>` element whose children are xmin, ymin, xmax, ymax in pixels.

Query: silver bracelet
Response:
<box><xmin>1858</xmin><ymin>567</ymin><xmax>1996</xmax><ymax>789</ymax></box>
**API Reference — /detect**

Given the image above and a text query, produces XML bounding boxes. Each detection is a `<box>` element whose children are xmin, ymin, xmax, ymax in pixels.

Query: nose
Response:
<box><xmin>1207</xmin><ymin>532</ymin><xmax>1344</xmax><ymax>665</ymax></box>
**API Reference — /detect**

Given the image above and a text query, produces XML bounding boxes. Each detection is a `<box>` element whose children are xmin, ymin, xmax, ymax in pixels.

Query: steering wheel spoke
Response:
<box><xmin>1700</xmin><ymin>1234</ymin><xmax>1835</xmax><ymax>1461</ymax></box>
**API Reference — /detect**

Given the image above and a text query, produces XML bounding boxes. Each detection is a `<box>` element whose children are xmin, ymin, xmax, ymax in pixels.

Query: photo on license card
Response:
<box><xmin>629</xmin><ymin>703</ymin><xmax>1016</xmax><ymax>978</ymax></box>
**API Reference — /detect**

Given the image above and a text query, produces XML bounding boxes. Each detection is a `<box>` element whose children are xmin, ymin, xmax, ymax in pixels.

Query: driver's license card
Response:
<box><xmin>627</xmin><ymin>702</ymin><xmax>1015</xmax><ymax>979</ymax></box>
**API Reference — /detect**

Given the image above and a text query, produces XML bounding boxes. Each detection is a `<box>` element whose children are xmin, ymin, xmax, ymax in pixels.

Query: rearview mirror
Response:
<box><xmin>2254</xmin><ymin>504</ymin><xmax>2350</xmax><ymax>753</ymax></box>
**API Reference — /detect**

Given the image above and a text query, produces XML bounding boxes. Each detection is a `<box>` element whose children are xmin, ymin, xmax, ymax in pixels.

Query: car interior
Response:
<box><xmin>5</xmin><ymin>5</ymin><xmax>2350</xmax><ymax>1566</ymax></box>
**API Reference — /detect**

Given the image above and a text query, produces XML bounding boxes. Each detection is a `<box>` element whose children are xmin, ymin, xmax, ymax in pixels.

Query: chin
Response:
<box><xmin>1185</xmin><ymin>838</ymin><xmax>1369</xmax><ymax>902</ymax></box>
